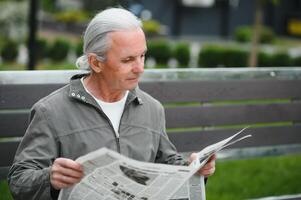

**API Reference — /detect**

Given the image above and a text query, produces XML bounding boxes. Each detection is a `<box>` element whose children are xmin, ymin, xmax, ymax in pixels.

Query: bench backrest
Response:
<box><xmin>1</xmin><ymin>69</ymin><xmax>301</xmax><ymax>179</ymax></box>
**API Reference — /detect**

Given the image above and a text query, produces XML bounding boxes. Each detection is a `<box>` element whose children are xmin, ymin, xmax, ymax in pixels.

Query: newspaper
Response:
<box><xmin>58</xmin><ymin>127</ymin><xmax>251</xmax><ymax>200</ymax></box>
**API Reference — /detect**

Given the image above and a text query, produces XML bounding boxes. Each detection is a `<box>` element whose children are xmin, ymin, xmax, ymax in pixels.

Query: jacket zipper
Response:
<box><xmin>95</xmin><ymin>107</ymin><xmax>121</xmax><ymax>153</ymax></box>
<box><xmin>86</xmin><ymin>95</ymin><xmax>133</xmax><ymax>154</ymax></box>
<box><xmin>108</xmin><ymin>116</ymin><xmax>121</xmax><ymax>153</ymax></box>
<box><xmin>117</xmin><ymin>100</ymin><xmax>132</xmax><ymax>154</ymax></box>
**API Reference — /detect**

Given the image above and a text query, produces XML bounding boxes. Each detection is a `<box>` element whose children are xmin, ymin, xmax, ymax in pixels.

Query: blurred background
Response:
<box><xmin>0</xmin><ymin>0</ymin><xmax>301</xmax><ymax>70</ymax></box>
<box><xmin>0</xmin><ymin>1</ymin><xmax>301</xmax><ymax>200</ymax></box>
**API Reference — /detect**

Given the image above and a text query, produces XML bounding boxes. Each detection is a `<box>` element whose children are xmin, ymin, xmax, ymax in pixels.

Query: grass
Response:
<box><xmin>206</xmin><ymin>153</ymin><xmax>301</xmax><ymax>200</ymax></box>
<box><xmin>0</xmin><ymin>180</ymin><xmax>13</xmax><ymax>200</ymax></box>
<box><xmin>1</xmin><ymin>154</ymin><xmax>300</xmax><ymax>200</ymax></box>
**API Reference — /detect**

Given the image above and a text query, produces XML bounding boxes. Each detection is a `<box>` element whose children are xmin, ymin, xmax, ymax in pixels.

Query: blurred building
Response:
<box><xmin>138</xmin><ymin>0</ymin><xmax>301</xmax><ymax>37</ymax></box>
<box><xmin>52</xmin><ymin>0</ymin><xmax>301</xmax><ymax>38</ymax></box>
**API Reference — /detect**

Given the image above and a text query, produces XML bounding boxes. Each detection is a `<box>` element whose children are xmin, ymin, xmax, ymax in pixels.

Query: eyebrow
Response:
<box><xmin>122</xmin><ymin>49</ymin><xmax>147</xmax><ymax>59</ymax></box>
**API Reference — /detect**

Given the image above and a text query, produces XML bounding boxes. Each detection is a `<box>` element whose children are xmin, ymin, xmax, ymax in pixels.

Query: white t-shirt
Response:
<box><xmin>81</xmin><ymin>78</ymin><xmax>128</xmax><ymax>137</ymax></box>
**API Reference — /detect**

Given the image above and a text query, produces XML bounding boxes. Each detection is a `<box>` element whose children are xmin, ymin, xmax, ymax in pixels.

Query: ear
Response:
<box><xmin>88</xmin><ymin>53</ymin><xmax>103</xmax><ymax>73</ymax></box>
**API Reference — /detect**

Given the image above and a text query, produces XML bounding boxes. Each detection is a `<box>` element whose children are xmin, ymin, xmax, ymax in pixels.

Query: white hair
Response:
<box><xmin>76</xmin><ymin>8</ymin><xmax>142</xmax><ymax>70</ymax></box>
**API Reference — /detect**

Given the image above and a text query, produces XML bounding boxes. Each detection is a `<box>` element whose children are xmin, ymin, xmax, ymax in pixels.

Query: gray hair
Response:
<box><xmin>76</xmin><ymin>8</ymin><xmax>142</xmax><ymax>70</ymax></box>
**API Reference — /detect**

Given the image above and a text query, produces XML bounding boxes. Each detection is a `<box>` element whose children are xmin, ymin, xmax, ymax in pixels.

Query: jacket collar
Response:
<box><xmin>69</xmin><ymin>73</ymin><xmax>143</xmax><ymax>106</ymax></box>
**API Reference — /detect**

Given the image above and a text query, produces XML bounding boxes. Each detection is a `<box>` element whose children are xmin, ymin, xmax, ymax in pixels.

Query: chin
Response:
<box><xmin>127</xmin><ymin>83</ymin><xmax>139</xmax><ymax>90</ymax></box>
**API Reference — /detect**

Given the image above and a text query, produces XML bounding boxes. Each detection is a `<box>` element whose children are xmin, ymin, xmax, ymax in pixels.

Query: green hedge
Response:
<box><xmin>223</xmin><ymin>47</ymin><xmax>248</xmax><ymax>67</ymax></box>
<box><xmin>198</xmin><ymin>45</ymin><xmax>295</xmax><ymax>68</ymax></box>
<box><xmin>271</xmin><ymin>52</ymin><xmax>293</xmax><ymax>67</ymax></box>
<box><xmin>75</xmin><ymin>40</ymin><xmax>84</xmax><ymax>57</ymax></box>
<box><xmin>0</xmin><ymin>40</ymin><xmax>18</xmax><ymax>62</ymax></box>
<box><xmin>48</xmin><ymin>38</ymin><xmax>71</xmax><ymax>62</ymax></box>
<box><xmin>173</xmin><ymin>42</ymin><xmax>191</xmax><ymax>67</ymax></box>
<box><xmin>294</xmin><ymin>56</ymin><xmax>301</xmax><ymax>66</ymax></box>
<box><xmin>234</xmin><ymin>26</ymin><xmax>275</xmax><ymax>44</ymax></box>
<box><xmin>143</xmin><ymin>20</ymin><xmax>161</xmax><ymax>37</ymax></box>
<box><xmin>147</xmin><ymin>39</ymin><xmax>172</xmax><ymax>66</ymax></box>
<box><xmin>198</xmin><ymin>45</ymin><xmax>248</xmax><ymax>68</ymax></box>
<box><xmin>36</xmin><ymin>38</ymin><xmax>50</xmax><ymax>61</ymax></box>
<box><xmin>54</xmin><ymin>10</ymin><xmax>89</xmax><ymax>24</ymax></box>
<box><xmin>198</xmin><ymin>45</ymin><xmax>225</xmax><ymax>67</ymax></box>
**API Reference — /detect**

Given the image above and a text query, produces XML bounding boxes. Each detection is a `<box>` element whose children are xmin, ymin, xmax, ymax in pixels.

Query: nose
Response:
<box><xmin>132</xmin><ymin>57</ymin><xmax>144</xmax><ymax>73</ymax></box>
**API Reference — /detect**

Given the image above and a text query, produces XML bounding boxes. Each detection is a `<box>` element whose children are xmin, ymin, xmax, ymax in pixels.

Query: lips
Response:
<box><xmin>127</xmin><ymin>77</ymin><xmax>139</xmax><ymax>81</ymax></box>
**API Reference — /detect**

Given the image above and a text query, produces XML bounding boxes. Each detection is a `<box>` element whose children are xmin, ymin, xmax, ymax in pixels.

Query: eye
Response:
<box><xmin>122</xmin><ymin>57</ymin><xmax>134</xmax><ymax>63</ymax></box>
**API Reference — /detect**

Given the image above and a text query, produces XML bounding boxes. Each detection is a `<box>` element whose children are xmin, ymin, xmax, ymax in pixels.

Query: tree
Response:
<box><xmin>248</xmin><ymin>0</ymin><xmax>278</xmax><ymax>67</ymax></box>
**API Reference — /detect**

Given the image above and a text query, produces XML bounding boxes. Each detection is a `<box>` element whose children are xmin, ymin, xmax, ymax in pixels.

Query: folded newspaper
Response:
<box><xmin>58</xmin><ymin>127</ymin><xmax>251</xmax><ymax>200</ymax></box>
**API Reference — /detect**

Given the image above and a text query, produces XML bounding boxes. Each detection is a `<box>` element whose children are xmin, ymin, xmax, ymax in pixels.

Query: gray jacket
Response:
<box><xmin>8</xmin><ymin>74</ymin><xmax>185</xmax><ymax>199</ymax></box>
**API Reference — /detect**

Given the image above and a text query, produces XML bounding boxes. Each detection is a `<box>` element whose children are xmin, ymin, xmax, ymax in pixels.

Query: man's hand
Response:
<box><xmin>50</xmin><ymin>158</ymin><xmax>84</xmax><ymax>190</ymax></box>
<box><xmin>189</xmin><ymin>153</ymin><xmax>217</xmax><ymax>177</ymax></box>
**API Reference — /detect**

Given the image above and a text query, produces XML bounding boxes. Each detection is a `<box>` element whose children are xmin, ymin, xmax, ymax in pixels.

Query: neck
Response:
<box><xmin>83</xmin><ymin>74</ymin><xmax>126</xmax><ymax>102</ymax></box>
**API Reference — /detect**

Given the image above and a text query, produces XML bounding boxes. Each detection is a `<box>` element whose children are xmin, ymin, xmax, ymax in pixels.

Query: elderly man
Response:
<box><xmin>8</xmin><ymin>8</ymin><xmax>216</xmax><ymax>199</ymax></box>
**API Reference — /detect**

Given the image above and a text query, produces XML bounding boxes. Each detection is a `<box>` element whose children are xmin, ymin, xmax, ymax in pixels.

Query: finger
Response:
<box><xmin>51</xmin><ymin>180</ymin><xmax>70</xmax><ymax>189</ymax></box>
<box><xmin>188</xmin><ymin>152</ymin><xmax>198</xmax><ymax>164</ymax></box>
<box><xmin>51</xmin><ymin>178</ymin><xmax>78</xmax><ymax>190</ymax></box>
<box><xmin>199</xmin><ymin>166</ymin><xmax>215</xmax><ymax>177</ymax></box>
<box><xmin>207</xmin><ymin>154</ymin><xmax>217</xmax><ymax>162</ymax></box>
<box><xmin>52</xmin><ymin>164</ymin><xmax>83</xmax><ymax>179</ymax></box>
<box><xmin>55</xmin><ymin>158</ymin><xmax>83</xmax><ymax>173</ymax></box>
<box><xmin>202</xmin><ymin>159</ymin><xmax>216</xmax><ymax>171</ymax></box>
<box><xmin>52</xmin><ymin>172</ymin><xmax>82</xmax><ymax>185</ymax></box>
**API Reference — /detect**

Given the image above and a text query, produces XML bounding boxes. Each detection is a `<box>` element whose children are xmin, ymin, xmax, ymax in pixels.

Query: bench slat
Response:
<box><xmin>0</xmin><ymin>84</ymin><xmax>64</xmax><ymax>109</ymax></box>
<box><xmin>166</xmin><ymin>102</ymin><xmax>301</xmax><ymax>128</ymax></box>
<box><xmin>1</xmin><ymin>80</ymin><xmax>301</xmax><ymax>109</ymax></box>
<box><xmin>0</xmin><ymin>112</ymin><xmax>29</xmax><ymax>137</ymax></box>
<box><xmin>0</xmin><ymin>141</ymin><xmax>19</xmax><ymax>166</ymax></box>
<box><xmin>140</xmin><ymin>80</ymin><xmax>301</xmax><ymax>103</ymax></box>
<box><xmin>168</xmin><ymin>125</ymin><xmax>301</xmax><ymax>152</ymax></box>
<box><xmin>1</xmin><ymin>102</ymin><xmax>301</xmax><ymax>137</ymax></box>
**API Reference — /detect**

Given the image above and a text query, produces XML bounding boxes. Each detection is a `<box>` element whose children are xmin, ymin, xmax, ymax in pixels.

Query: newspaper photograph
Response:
<box><xmin>58</xmin><ymin>127</ymin><xmax>251</xmax><ymax>200</ymax></box>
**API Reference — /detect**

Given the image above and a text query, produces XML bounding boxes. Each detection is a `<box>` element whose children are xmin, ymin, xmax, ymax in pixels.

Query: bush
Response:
<box><xmin>198</xmin><ymin>45</ymin><xmax>225</xmax><ymax>67</ymax></box>
<box><xmin>293</xmin><ymin>56</ymin><xmax>301</xmax><ymax>66</ymax></box>
<box><xmin>234</xmin><ymin>26</ymin><xmax>275</xmax><ymax>44</ymax></box>
<box><xmin>260</xmin><ymin>27</ymin><xmax>275</xmax><ymax>44</ymax></box>
<box><xmin>48</xmin><ymin>38</ymin><xmax>71</xmax><ymax>62</ymax></box>
<box><xmin>75</xmin><ymin>40</ymin><xmax>84</xmax><ymax>57</ymax></box>
<box><xmin>41</xmin><ymin>0</ymin><xmax>56</xmax><ymax>13</ymax></box>
<box><xmin>142</xmin><ymin>20</ymin><xmax>161</xmax><ymax>37</ymax></box>
<box><xmin>198</xmin><ymin>45</ymin><xmax>248</xmax><ymax>68</ymax></box>
<box><xmin>173</xmin><ymin>42</ymin><xmax>190</xmax><ymax>67</ymax></box>
<box><xmin>270</xmin><ymin>52</ymin><xmax>293</xmax><ymax>67</ymax></box>
<box><xmin>36</xmin><ymin>38</ymin><xmax>49</xmax><ymax>61</ymax></box>
<box><xmin>54</xmin><ymin>10</ymin><xmax>89</xmax><ymax>24</ymax></box>
<box><xmin>223</xmin><ymin>47</ymin><xmax>248</xmax><ymax>67</ymax></box>
<box><xmin>258</xmin><ymin>51</ymin><xmax>274</xmax><ymax>67</ymax></box>
<box><xmin>147</xmin><ymin>39</ymin><xmax>172</xmax><ymax>66</ymax></box>
<box><xmin>0</xmin><ymin>40</ymin><xmax>18</xmax><ymax>62</ymax></box>
<box><xmin>234</xmin><ymin>26</ymin><xmax>251</xmax><ymax>43</ymax></box>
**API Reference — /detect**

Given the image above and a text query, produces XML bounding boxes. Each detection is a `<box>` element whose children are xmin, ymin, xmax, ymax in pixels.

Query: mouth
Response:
<box><xmin>127</xmin><ymin>77</ymin><xmax>140</xmax><ymax>81</ymax></box>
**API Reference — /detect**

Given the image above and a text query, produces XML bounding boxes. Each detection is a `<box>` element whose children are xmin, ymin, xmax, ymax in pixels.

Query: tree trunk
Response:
<box><xmin>248</xmin><ymin>0</ymin><xmax>264</xmax><ymax>67</ymax></box>
<box><xmin>27</xmin><ymin>0</ymin><xmax>38</xmax><ymax>70</ymax></box>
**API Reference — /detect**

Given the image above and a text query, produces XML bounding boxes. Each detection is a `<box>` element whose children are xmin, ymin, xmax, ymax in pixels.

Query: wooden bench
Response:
<box><xmin>1</xmin><ymin>68</ymin><xmax>301</xmax><ymax>180</ymax></box>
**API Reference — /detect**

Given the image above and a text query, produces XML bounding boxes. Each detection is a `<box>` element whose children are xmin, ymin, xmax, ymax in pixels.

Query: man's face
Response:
<box><xmin>100</xmin><ymin>28</ymin><xmax>147</xmax><ymax>92</ymax></box>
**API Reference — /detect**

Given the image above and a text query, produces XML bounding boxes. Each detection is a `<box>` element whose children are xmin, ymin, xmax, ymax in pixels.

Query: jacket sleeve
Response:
<box><xmin>155</xmin><ymin>105</ymin><xmax>188</xmax><ymax>166</ymax></box>
<box><xmin>7</xmin><ymin>103</ymin><xmax>59</xmax><ymax>200</ymax></box>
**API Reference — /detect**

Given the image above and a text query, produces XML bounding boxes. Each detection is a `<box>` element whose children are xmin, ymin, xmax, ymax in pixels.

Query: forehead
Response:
<box><xmin>108</xmin><ymin>29</ymin><xmax>146</xmax><ymax>53</ymax></box>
